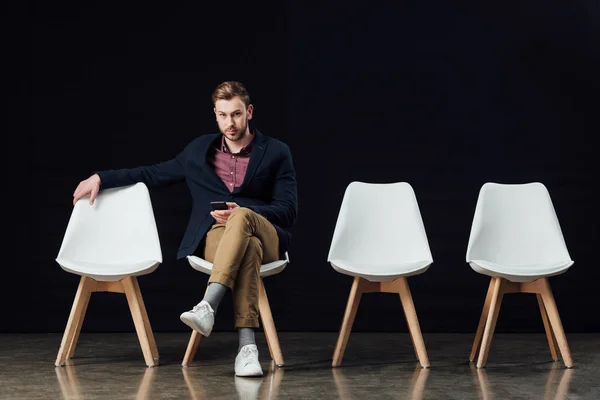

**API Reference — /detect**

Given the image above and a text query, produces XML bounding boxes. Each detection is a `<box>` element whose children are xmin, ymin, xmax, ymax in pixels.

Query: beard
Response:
<box><xmin>221</xmin><ymin>119</ymin><xmax>249</xmax><ymax>141</ymax></box>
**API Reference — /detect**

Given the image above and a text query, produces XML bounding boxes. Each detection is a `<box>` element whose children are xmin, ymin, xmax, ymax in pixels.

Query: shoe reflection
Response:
<box><xmin>471</xmin><ymin>362</ymin><xmax>574</xmax><ymax>400</ymax></box>
<box><xmin>333</xmin><ymin>364</ymin><xmax>429</xmax><ymax>400</ymax></box>
<box><xmin>55</xmin><ymin>364</ymin><xmax>156</xmax><ymax>400</ymax></box>
<box><xmin>182</xmin><ymin>360</ymin><xmax>284</xmax><ymax>400</ymax></box>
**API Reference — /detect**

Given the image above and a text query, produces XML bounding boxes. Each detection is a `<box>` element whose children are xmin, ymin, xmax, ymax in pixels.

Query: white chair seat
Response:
<box><xmin>468</xmin><ymin>259</ymin><xmax>573</xmax><ymax>282</ymax></box>
<box><xmin>57</xmin><ymin>259</ymin><xmax>161</xmax><ymax>282</ymax></box>
<box><xmin>329</xmin><ymin>259</ymin><xmax>432</xmax><ymax>282</ymax></box>
<box><xmin>187</xmin><ymin>253</ymin><xmax>289</xmax><ymax>278</ymax></box>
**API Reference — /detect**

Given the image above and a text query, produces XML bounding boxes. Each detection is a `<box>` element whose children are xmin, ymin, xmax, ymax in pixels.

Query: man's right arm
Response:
<box><xmin>73</xmin><ymin>151</ymin><xmax>187</xmax><ymax>205</ymax></box>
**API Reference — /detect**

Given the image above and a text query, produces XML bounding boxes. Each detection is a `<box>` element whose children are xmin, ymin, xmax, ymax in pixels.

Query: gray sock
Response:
<box><xmin>203</xmin><ymin>282</ymin><xmax>227</xmax><ymax>313</ymax></box>
<box><xmin>238</xmin><ymin>328</ymin><xmax>256</xmax><ymax>351</ymax></box>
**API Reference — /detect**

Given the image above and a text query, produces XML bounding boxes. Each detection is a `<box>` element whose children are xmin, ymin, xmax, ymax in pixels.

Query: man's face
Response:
<box><xmin>214</xmin><ymin>96</ymin><xmax>253</xmax><ymax>141</ymax></box>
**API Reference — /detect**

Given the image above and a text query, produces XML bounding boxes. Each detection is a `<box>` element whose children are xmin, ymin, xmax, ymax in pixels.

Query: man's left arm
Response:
<box><xmin>247</xmin><ymin>145</ymin><xmax>298</xmax><ymax>228</ymax></box>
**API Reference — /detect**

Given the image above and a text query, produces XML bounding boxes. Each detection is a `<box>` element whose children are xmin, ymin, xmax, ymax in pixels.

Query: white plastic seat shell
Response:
<box><xmin>327</xmin><ymin>181</ymin><xmax>433</xmax><ymax>282</ymax></box>
<box><xmin>187</xmin><ymin>252</ymin><xmax>289</xmax><ymax>279</ymax></box>
<box><xmin>55</xmin><ymin>182</ymin><xmax>162</xmax><ymax>282</ymax></box>
<box><xmin>466</xmin><ymin>182</ymin><xmax>573</xmax><ymax>283</ymax></box>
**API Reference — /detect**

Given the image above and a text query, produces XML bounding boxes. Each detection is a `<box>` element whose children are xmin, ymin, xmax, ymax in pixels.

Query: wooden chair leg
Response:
<box><xmin>132</xmin><ymin>277</ymin><xmax>159</xmax><ymax>363</ymax></box>
<box><xmin>470</xmin><ymin>280</ymin><xmax>495</xmax><ymax>362</ymax></box>
<box><xmin>537</xmin><ymin>293</ymin><xmax>559</xmax><ymax>361</ymax></box>
<box><xmin>258</xmin><ymin>278</ymin><xmax>284</xmax><ymax>366</ymax></box>
<box><xmin>56</xmin><ymin>276</ymin><xmax>95</xmax><ymax>366</ymax></box>
<box><xmin>538</xmin><ymin>279</ymin><xmax>573</xmax><ymax>368</ymax></box>
<box><xmin>397</xmin><ymin>277</ymin><xmax>430</xmax><ymax>368</ymax></box>
<box><xmin>181</xmin><ymin>285</ymin><xmax>210</xmax><ymax>367</ymax></box>
<box><xmin>66</xmin><ymin>284</ymin><xmax>92</xmax><ymax>360</ymax></box>
<box><xmin>182</xmin><ymin>331</ymin><xmax>203</xmax><ymax>367</ymax></box>
<box><xmin>477</xmin><ymin>277</ymin><xmax>505</xmax><ymax>368</ymax></box>
<box><xmin>332</xmin><ymin>277</ymin><xmax>364</xmax><ymax>367</ymax></box>
<box><xmin>123</xmin><ymin>276</ymin><xmax>159</xmax><ymax>367</ymax></box>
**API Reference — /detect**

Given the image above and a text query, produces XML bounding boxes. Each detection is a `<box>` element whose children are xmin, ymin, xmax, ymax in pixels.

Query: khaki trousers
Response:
<box><xmin>203</xmin><ymin>208</ymin><xmax>279</xmax><ymax>328</ymax></box>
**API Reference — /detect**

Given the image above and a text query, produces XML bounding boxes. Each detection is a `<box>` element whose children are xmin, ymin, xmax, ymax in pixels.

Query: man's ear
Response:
<box><xmin>247</xmin><ymin>104</ymin><xmax>254</xmax><ymax>120</ymax></box>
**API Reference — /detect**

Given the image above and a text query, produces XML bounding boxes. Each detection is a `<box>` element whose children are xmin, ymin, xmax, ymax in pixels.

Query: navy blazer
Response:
<box><xmin>96</xmin><ymin>130</ymin><xmax>298</xmax><ymax>259</ymax></box>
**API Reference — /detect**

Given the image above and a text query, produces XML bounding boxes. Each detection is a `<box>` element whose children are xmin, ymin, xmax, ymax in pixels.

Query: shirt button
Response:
<box><xmin>231</xmin><ymin>156</ymin><xmax>235</xmax><ymax>159</ymax></box>
<box><xmin>230</xmin><ymin>183</ymin><xmax>233</xmax><ymax>186</ymax></box>
<box><xmin>230</xmin><ymin>172</ymin><xmax>233</xmax><ymax>174</ymax></box>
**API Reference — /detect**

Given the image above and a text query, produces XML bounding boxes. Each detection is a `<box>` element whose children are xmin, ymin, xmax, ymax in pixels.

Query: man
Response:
<box><xmin>72</xmin><ymin>81</ymin><xmax>298</xmax><ymax>377</ymax></box>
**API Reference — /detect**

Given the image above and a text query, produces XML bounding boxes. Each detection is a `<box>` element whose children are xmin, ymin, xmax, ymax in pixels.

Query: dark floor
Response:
<box><xmin>0</xmin><ymin>332</ymin><xmax>598</xmax><ymax>399</ymax></box>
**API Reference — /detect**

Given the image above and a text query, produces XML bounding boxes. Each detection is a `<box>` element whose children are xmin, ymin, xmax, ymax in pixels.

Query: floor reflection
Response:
<box><xmin>55</xmin><ymin>364</ymin><xmax>156</xmax><ymax>400</ymax></box>
<box><xmin>471</xmin><ymin>363</ymin><xmax>574</xmax><ymax>400</ymax></box>
<box><xmin>333</xmin><ymin>365</ymin><xmax>429</xmax><ymax>400</ymax></box>
<box><xmin>181</xmin><ymin>365</ymin><xmax>207</xmax><ymax>400</ymax></box>
<box><xmin>183</xmin><ymin>360</ymin><xmax>284</xmax><ymax>400</ymax></box>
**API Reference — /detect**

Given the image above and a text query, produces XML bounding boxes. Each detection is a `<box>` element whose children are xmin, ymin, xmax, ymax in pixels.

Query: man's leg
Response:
<box><xmin>233</xmin><ymin>235</ymin><xmax>278</xmax><ymax>338</ymax></box>
<box><xmin>214</xmin><ymin>208</ymin><xmax>279</xmax><ymax>377</ymax></box>
<box><xmin>201</xmin><ymin>224</ymin><xmax>228</xmax><ymax>314</ymax></box>
<box><xmin>209</xmin><ymin>208</ymin><xmax>279</xmax><ymax>290</ymax></box>
<box><xmin>180</xmin><ymin>224</ymin><xmax>228</xmax><ymax>337</ymax></box>
<box><xmin>180</xmin><ymin>208</ymin><xmax>279</xmax><ymax>376</ymax></box>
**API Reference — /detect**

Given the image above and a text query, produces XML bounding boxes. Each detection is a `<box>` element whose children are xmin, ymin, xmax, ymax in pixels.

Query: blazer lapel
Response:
<box><xmin>234</xmin><ymin>129</ymin><xmax>267</xmax><ymax>193</ymax></box>
<box><xmin>201</xmin><ymin>133</ymin><xmax>230</xmax><ymax>191</ymax></box>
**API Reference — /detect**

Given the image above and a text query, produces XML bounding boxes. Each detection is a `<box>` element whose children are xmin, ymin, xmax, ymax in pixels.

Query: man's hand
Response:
<box><xmin>210</xmin><ymin>202</ymin><xmax>239</xmax><ymax>224</ymax></box>
<box><xmin>73</xmin><ymin>174</ymin><xmax>101</xmax><ymax>205</ymax></box>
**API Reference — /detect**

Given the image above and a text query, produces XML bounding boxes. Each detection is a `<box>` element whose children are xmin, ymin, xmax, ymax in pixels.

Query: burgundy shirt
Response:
<box><xmin>209</xmin><ymin>133</ymin><xmax>254</xmax><ymax>192</ymax></box>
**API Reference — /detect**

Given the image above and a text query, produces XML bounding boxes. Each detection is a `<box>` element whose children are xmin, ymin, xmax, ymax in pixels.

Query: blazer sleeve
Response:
<box><xmin>96</xmin><ymin>150</ymin><xmax>187</xmax><ymax>189</ymax></box>
<box><xmin>247</xmin><ymin>144</ymin><xmax>298</xmax><ymax>228</ymax></box>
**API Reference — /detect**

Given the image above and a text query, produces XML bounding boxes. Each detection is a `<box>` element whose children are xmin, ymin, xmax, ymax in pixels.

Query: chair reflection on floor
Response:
<box><xmin>258</xmin><ymin>360</ymin><xmax>285</xmax><ymax>399</ymax></box>
<box><xmin>182</xmin><ymin>360</ymin><xmax>283</xmax><ymax>400</ymax></box>
<box><xmin>333</xmin><ymin>364</ymin><xmax>429</xmax><ymax>400</ymax></box>
<box><xmin>182</xmin><ymin>366</ymin><xmax>207</xmax><ymax>400</ymax></box>
<box><xmin>54</xmin><ymin>365</ymin><xmax>81</xmax><ymax>400</ymax></box>
<box><xmin>471</xmin><ymin>362</ymin><xmax>573</xmax><ymax>400</ymax></box>
<box><xmin>55</xmin><ymin>363</ymin><xmax>156</xmax><ymax>400</ymax></box>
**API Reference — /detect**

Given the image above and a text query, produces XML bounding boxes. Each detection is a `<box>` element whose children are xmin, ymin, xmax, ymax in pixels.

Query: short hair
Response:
<box><xmin>212</xmin><ymin>81</ymin><xmax>251</xmax><ymax>108</ymax></box>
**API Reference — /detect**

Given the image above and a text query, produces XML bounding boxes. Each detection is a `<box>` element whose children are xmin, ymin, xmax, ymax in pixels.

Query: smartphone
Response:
<box><xmin>210</xmin><ymin>201</ymin><xmax>228</xmax><ymax>211</ymax></box>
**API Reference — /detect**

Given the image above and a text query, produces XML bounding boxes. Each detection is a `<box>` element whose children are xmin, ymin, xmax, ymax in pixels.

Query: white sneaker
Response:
<box><xmin>235</xmin><ymin>345</ymin><xmax>263</xmax><ymax>377</ymax></box>
<box><xmin>179</xmin><ymin>300</ymin><xmax>215</xmax><ymax>337</ymax></box>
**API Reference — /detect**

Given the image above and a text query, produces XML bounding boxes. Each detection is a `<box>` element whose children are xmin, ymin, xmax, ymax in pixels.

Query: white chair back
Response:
<box><xmin>328</xmin><ymin>182</ymin><xmax>433</xmax><ymax>268</ymax></box>
<box><xmin>466</xmin><ymin>182</ymin><xmax>572</xmax><ymax>268</ymax></box>
<box><xmin>56</xmin><ymin>183</ymin><xmax>162</xmax><ymax>276</ymax></box>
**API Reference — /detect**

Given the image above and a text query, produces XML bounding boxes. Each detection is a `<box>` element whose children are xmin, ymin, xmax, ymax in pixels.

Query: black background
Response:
<box><xmin>12</xmin><ymin>0</ymin><xmax>599</xmax><ymax>334</ymax></box>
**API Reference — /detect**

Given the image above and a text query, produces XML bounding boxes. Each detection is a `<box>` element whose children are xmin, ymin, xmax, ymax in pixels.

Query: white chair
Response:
<box><xmin>466</xmin><ymin>182</ymin><xmax>574</xmax><ymax>368</ymax></box>
<box><xmin>328</xmin><ymin>181</ymin><xmax>432</xmax><ymax>368</ymax></box>
<box><xmin>181</xmin><ymin>252</ymin><xmax>289</xmax><ymax>367</ymax></box>
<box><xmin>55</xmin><ymin>182</ymin><xmax>162</xmax><ymax>367</ymax></box>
